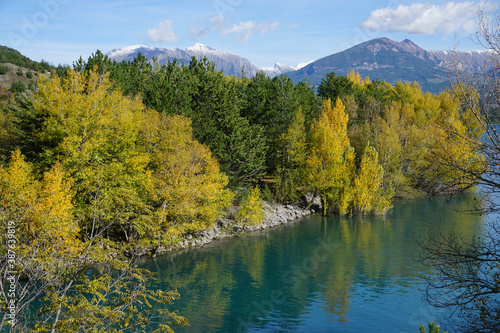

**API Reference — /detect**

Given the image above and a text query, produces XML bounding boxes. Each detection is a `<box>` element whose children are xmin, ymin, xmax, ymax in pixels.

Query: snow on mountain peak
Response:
<box><xmin>259</xmin><ymin>60</ymin><xmax>313</xmax><ymax>76</ymax></box>
<box><xmin>185</xmin><ymin>43</ymin><xmax>232</xmax><ymax>57</ymax></box>
<box><xmin>295</xmin><ymin>61</ymin><xmax>313</xmax><ymax>70</ymax></box>
<box><xmin>107</xmin><ymin>45</ymin><xmax>153</xmax><ymax>58</ymax></box>
<box><xmin>186</xmin><ymin>43</ymin><xmax>212</xmax><ymax>52</ymax></box>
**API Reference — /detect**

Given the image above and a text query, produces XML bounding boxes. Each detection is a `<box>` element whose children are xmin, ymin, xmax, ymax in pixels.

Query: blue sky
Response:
<box><xmin>0</xmin><ymin>0</ymin><xmax>498</xmax><ymax>67</ymax></box>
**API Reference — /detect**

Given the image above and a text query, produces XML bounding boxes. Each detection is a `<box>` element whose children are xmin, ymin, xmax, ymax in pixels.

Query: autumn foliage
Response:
<box><xmin>0</xmin><ymin>57</ymin><xmax>486</xmax><ymax>331</ymax></box>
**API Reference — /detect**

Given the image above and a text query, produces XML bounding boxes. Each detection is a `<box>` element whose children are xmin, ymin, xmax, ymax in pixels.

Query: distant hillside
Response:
<box><xmin>0</xmin><ymin>46</ymin><xmax>62</xmax><ymax>91</ymax></box>
<box><xmin>0</xmin><ymin>45</ymin><xmax>53</xmax><ymax>72</ymax></box>
<box><xmin>284</xmin><ymin>38</ymin><xmax>492</xmax><ymax>93</ymax></box>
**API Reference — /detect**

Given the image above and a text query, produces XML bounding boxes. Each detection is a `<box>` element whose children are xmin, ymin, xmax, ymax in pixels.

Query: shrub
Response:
<box><xmin>418</xmin><ymin>322</ymin><xmax>448</xmax><ymax>333</ymax></box>
<box><xmin>10</xmin><ymin>81</ymin><xmax>26</xmax><ymax>93</ymax></box>
<box><xmin>0</xmin><ymin>64</ymin><xmax>9</xmax><ymax>75</ymax></box>
<box><xmin>26</xmin><ymin>70</ymin><xmax>33</xmax><ymax>79</ymax></box>
<box><xmin>235</xmin><ymin>187</ymin><xmax>265</xmax><ymax>226</ymax></box>
<box><xmin>16</xmin><ymin>67</ymin><xmax>24</xmax><ymax>76</ymax></box>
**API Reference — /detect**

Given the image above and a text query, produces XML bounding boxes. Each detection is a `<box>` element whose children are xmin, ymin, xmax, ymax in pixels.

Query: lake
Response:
<box><xmin>140</xmin><ymin>194</ymin><xmax>485</xmax><ymax>332</ymax></box>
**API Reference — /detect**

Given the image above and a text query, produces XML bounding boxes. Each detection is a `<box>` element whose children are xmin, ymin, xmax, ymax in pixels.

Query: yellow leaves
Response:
<box><xmin>0</xmin><ymin>150</ymin><xmax>81</xmax><ymax>256</ymax></box>
<box><xmin>36</xmin><ymin>68</ymin><xmax>146</xmax><ymax>171</ymax></box>
<box><xmin>306</xmin><ymin>99</ymin><xmax>354</xmax><ymax>214</ymax></box>
<box><xmin>305</xmin><ymin>98</ymin><xmax>392</xmax><ymax>215</ymax></box>
<box><xmin>32</xmin><ymin>68</ymin><xmax>234</xmax><ymax>244</ymax></box>
<box><xmin>0</xmin><ymin>150</ymin><xmax>36</xmax><ymax>209</ymax></box>
<box><xmin>353</xmin><ymin>146</ymin><xmax>392</xmax><ymax>215</ymax></box>
<box><xmin>236</xmin><ymin>187</ymin><xmax>264</xmax><ymax>226</ymax></box>
<box><xmin>35</xmin><ymin>162</ymin><xmax>82</xmax><ymax>254</ymax></box>
<box><xmin>311</xmin><ymin>98</ymin><xmax>350</xmax><ymax>155</ymax></box>
<box><xmin>347</xmin><ymin>70</ymin><xmax>370</xmax><ymax>87</ymax></box>
<box><xmin>151</xmin><ymin>113</ymin><xmax>233</xmax><ymax>235</ymax></box>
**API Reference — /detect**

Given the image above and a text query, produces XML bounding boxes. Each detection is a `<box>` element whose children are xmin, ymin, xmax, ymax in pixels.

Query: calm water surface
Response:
<box><xmin>141</xmin><ymin>194</ymin><xmax>485</xmax><ymax>332</ymax></box>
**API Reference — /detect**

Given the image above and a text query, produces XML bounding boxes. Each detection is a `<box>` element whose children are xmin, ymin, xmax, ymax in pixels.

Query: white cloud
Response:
<box><xmin>188</xmin><ymin>15</ymin><xmax>226</xmax><ymax>40</ymax></box>
<box><xmin>360</xmin><ymin>2</ymin><xmax>499</xmax><ymax>35</ymax></box>
<box><xmin>223</xmin><ymin>21</ymin><xmax>280</xmax><ymax>43</ymax></box>
<box><xmin>188</xmin><ymin>15</ymin><xmax>280</xmax><ymax>43</ymax></box>
<box><xmin>147</xmin><ymin>19</ymin><xmax>177</xmax><ymax>43</ymax></box>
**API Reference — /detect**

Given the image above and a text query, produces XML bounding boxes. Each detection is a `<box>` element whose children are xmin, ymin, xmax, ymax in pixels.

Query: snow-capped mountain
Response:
<box><xmin>285</xmin><ymin>38</ymin><xmax>493</xmax><ymax>93</ymax></box>
<box><xmin>105</xmin><ymin>44</ymin><xmax>306</xmax><ymax>78</ymax></box>
<box><xmin>106</xmin><ymin>39</ymin><xmax>493</xmax><ymax>92</ymax></box>
<box><xmin>260</xmin><ymin>61</ymin><xmax>313</xmax><ymax>77</ymax></box>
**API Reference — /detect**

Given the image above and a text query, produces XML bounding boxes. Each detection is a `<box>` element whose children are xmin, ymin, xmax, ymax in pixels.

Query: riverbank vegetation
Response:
<box><xmin>417</xmin><ymin>8</ymin><xmax>500</xmax><ymax>333</ymax></box>
<box><xmin>0</xmin><ymin>42</ymin><xmax>486</xmax><ymax>331</ymax></box>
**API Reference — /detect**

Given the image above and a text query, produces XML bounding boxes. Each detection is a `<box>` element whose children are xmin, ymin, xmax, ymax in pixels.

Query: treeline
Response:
<box><xmin>0</xmin><ymin>52</ymin><xmax>485</xmax><ymax>245</ymax></box>
<box><xmin>0</xmin><ymin>51</ymin><xmax>485</xmax><ymax>331</ymax></box>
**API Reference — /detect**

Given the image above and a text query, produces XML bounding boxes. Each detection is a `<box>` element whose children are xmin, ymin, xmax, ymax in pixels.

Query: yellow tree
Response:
<box><xmin>0</xmin><ymin>150</ymin><xmax>81</xmax><ymax>258</ymax></box>
<box><xmin>34</xmin><ymin>161</ymin><xmax>81</xmax><ymax>254</ymax></box>
<box><xmin>235</xmin><ymin>186</ymin><xmax>264</xmax><ymax>226</ymax></box>
<box><xmin>425</xmin><ymin>89</ymin><xmax>486</xmax><ymax>191</ymax></box>
<box><xmin>34</xmin><ymin>69</ymin><xmax>155</xmax><ymax>242</ymax></box>
<box><xmin>144</xmin><ymin>111</ymin><xmax>233</xmax><ymax>242</ymax></box>
<box><xmin>347</xmin><ymin>70</ymin><xmax>370</xmax><ymax>87</ymax></box>
<box><xmin>0</xmin><ymin>150</ymin><xmax>38</xmax><ymax>239</ymax></box>
<box><xmin>306</xmin><ymin>98</ymin><xmax>355</xmax><ymax>214</ymax></box>
<box><xmin>353</xmin><ymin>145</ymin><xmax>392</xmax><ymax>215</ymax></box>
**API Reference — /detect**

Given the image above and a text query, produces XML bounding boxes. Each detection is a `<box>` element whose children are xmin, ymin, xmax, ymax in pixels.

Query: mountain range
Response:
<box><xmin>106</xmin><ymin>43</ymin><xmax>310</xmax><ymax>78</ymax></box>
<box><xmin>106</xmin><ymin>38</ymin><xmax>492</xmax><ymax>93</ymax></box>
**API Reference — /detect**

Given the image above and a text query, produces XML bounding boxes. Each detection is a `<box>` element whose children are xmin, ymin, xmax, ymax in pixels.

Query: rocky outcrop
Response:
<box><xmin>155</xmin><ymin>200</ymin><xmax>321</xmax><ymax>255</ymax></box>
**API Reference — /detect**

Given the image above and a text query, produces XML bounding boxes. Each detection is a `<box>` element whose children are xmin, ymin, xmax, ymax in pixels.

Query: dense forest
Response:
<box><xmin>0</xmin><ymin>50</ymin><xmax>485</xmax><ymax>331</ymax></box>
<box><xmin>0</xmin><ymin>50</ymin><xmax>485</xmax><ymax>246</ymax></box>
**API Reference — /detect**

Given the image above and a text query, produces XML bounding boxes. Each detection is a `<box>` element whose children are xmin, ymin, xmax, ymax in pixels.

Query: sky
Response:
<box><xmin>0</xmin><ymin>0</ymin><xmax>498</xmax><ymax>68</ymax></box>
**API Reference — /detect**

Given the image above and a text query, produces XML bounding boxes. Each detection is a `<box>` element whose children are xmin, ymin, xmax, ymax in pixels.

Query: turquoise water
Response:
<box><xmin>141</xmin><ymin>194</ymin><xmax>484</xmax><ymax>332</ymax></box>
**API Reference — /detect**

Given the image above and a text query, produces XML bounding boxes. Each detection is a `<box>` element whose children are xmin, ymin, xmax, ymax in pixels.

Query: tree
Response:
<box><xmin>0</xmin><ymin>150</ymin><xmax>188</xmax><ymax>332</ymax></box>
<box><xmin>144</xmin><ymin>111</ymin><xmax>234</xmax><ymax>241</ymax></box>
<box><xmin>33</xmin><ymin>68</ymin><xmax>154</xmax><ymax>242</ymax></box>
<box><xmin>185</xmin><ymin>59</ymin><xmax>267</xmax><ymax>187</ymax></box>
<box><xmin>352</xmin><ymin>145</ymin><xmax>392</xmax><ymax>215</ymax></box>
<box><xmin>235</xmin><ymin>187</ymin><xmax>264</xmax><ymax>226</ymax></box>
<box><xmin>417</xmin><ymin>7</ymin><xmax>500</xmax><ymax>333</ymax></box>
<box><xmin>305</xmin><ymin>98</ymin><xmax>355</xmax><ymax>214</ymax></box>
<box><xmin>317</xmin><ymin>72</ymin><xmax>355</xmax><ymax>101</ymax></box>
<box><xmin>274</xmin><ymin>109</ymin><xmax>307</xmax><ymax>202</ymax></box>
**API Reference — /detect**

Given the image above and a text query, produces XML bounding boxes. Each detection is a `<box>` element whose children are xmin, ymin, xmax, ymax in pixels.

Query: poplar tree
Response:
<box><xmin>306</xmin><ymin>98</ymin><xmax>355</xmax><ymax>214</ymax></box>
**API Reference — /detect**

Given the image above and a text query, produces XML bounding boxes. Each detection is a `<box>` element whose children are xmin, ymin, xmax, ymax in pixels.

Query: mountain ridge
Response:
<box><xmin>283</xmin><ymin>37</ymin><xmax>491</xmax><ymax>93</ymax></box>
<box><xmin>105</xmin><ymin>44</ymin><xmax>310</xmax><ymax>78</ymax></box>
<box><xmin>103</xmin><ymin>38</ymin><xmax>492</xmax><ymax>93</ymax></box>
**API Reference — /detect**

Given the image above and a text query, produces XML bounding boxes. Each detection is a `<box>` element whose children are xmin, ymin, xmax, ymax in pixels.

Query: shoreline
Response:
<box><xmin>151</xmin><ymin>201</ymin><xmax>321</xmax><ymax>256</ymax></box>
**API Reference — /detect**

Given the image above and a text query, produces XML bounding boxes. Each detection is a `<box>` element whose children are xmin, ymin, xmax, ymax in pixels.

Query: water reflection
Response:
<box><xmin>142</xmin><ymin>193</ymin><xmax>484</xmax><ymax>332</ymax></box>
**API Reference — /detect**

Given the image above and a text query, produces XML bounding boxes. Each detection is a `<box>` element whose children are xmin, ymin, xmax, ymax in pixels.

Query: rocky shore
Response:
<box><xmin>154</xmin><ymin>198</ymin><xmax>322</xmax><ymax>255</ymax></box>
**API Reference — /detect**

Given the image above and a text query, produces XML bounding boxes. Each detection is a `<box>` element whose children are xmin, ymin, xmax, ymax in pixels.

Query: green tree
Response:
<box><xmin>275</xmin><ymin>109</ymin><xmax>307</xmax><ymax>202</ymax></box>
<box><xmin>317</xmin><ymin>72</ymin><xmax>355</xmax><ymax>101</ymax></box>
<box><xmin>186</xmin><ymin>58</ymin><xmax>267</xmax><ymax>186</ymax></box>
<box><xmin>9</xmin><ymin>81</ymin><xmax>25</xmax><ymax>94</ymax></box>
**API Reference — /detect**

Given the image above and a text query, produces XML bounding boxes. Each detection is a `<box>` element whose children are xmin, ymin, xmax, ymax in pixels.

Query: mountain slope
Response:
<box><xmin>108</xmin><ymin>38</ymin><xmax>492</xmax><ymax>92</ymax></box>
<box><xmin>106</xmin><ymin>43</ymin><xmax>312</xmax><ymax>78</ymax></box>
<box><xmin>106</xmin><ymin>43</ymin><xmax>262</xmax><ymax>77</ymax></box>
<box><xmin>285</xmin><ymin>38</ymin><xmax>491</xmax><ymax>93</ymax></box>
